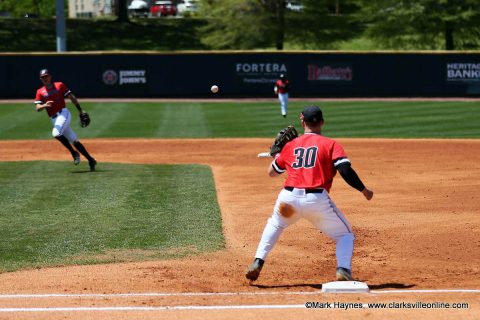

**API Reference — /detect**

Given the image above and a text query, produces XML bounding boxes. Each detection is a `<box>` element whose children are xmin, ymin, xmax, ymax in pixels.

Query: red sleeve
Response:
<box><xmin>34</xmin><ymin>89</ymin><xmax>44</xmax><ymax>104</ymax></box>
<box><xmin>332</xmin><ymin>141</ymin><xmax>350</xmax><ymax>167</ymax></box>
<box><xmin>332</xmin><ymin>141</ymin><xmax>347</xmax><ymax>160</ymax></box>
<box><xmin>57</xmin><ymin>82</ymin><xmax>70</xmax><ymax>96</ymax></box>
<box><xmin>276</xmin><ymin>151</ymin><xmax>285</xmax><ymax>167</ymax></box>
<box><xmin>272</xmin><ymin>152</ymin><xmax>286</xmax><ymax>174</ymax></box>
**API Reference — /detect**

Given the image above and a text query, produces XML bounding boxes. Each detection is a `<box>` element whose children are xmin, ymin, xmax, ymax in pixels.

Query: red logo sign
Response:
<box><xmin>308</xmin><ymin>64</ymin><xmax>352</xmax><ymax>81</ymax></box>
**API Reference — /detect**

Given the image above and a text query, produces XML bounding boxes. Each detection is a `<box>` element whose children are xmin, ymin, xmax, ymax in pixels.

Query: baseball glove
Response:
<box><xmin>79</xmin><ymin>111</ymin><xmax>91</xmax><ymax>127</ymax></box>
<box><xmin>270</xmin><ymin>125</ymin><xmax>298</xmax><ymax>156</ymax></box>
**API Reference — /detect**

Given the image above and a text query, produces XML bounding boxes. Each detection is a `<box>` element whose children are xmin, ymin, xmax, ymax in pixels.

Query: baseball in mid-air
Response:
<box><xmin>211</xmin><ymin>85</ymin><xmax>219</xmax><ymax>93</ymax></box>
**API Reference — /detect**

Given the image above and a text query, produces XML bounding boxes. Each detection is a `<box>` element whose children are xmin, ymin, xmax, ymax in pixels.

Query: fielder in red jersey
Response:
<box><xmin>273</xmin><ymin>74</ymin><xmax>290</xmax><ymax>117</ymax></box>
<box><xmin>273</xmin><ymin>134</ymin><xmax>348</xmax><ymax>191</ymax></box>
<box><xmin>246</xmin><ymin>105</ymin><xmax>373</xmax><ymax>282</ymax></box>
<box><xmin>34</xmin><ymin>69</ymin><xmax>97</xmax><ymax>171</ymax></box>
<box><xmin>35</xmin><ymin>82</ymin><xmax>69</xmax><ymax>117</ymax></box>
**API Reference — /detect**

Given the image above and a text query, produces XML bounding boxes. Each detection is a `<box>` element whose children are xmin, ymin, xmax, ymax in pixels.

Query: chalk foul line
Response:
<box><xmin>0</xmin><ymin>290</ymin><xmax>478</xmax><ymax>313</ymax></box>
<box><xmin>0</xmin><ymin>289</ymin><xmax>479</xmax><ymax>299</ymax></box>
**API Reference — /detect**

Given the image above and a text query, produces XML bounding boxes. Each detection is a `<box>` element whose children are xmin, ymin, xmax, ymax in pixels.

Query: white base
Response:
<box><xmin>321</xmin><ymin>281</ymin><xmax>370</xmax><ymax>293</ymax></box>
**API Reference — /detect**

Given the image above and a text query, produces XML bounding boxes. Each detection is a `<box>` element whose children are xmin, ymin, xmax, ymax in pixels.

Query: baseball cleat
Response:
<box><xmin>245</xmin><ymin>258</ymin><xmax>264</xmax><ymax>282</ymax></box>
<box><xmin>73</xmin><ymin>152</ymin><xmax>81</xmax><ymax>165</ymax></box>
<box><xmin>336</xmin><ymin>267</ymin><xmax>354</xmax><ymax>281</ymax></box>
<box><xmin>89</xmin><ymin>159</ymin><xmax>97</xmax><ymax>171</ymax></box>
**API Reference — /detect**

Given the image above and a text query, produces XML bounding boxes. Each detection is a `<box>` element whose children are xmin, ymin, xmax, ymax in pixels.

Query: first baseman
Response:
<box><xmin>246</xmin><ymin>105</ymin><xmax>374</xmax><ymax>282</ymax></box>
<box><xmin>34</xmin><ymin>69</ymin><xmax>97</xmax><ymax>171</ymax></box>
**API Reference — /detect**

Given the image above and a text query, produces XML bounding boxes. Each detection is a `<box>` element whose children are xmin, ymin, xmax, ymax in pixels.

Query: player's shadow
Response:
<box><xmin>250</xmin><ymin>282</ymin><xmax>415</xmax><ymax>290</ymax></box>
<box><xmin>71</xmin><ymin>169</ymin><xmax>107</xmax><ymax>174</ymax></box>
<box><xmin>367</xmin><ymin>283</ymin><xmax>416</xmax><ymax>290</ymax></box>
<box><xmin>250</xmin><ymin>283</ymin><xmax>323</xmax><ymax>290</ymax></box>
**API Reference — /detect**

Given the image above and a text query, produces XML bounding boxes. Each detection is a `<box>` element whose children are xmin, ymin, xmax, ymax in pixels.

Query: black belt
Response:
<box><xmin>50</xmin><ymin>108</ymin><xmax>64</xmax><ymax>119</ymax></box>
<box><xmin>284</xmin><ymin>187</ymin><xmax>323</xmax><ymax>193</ymax></box>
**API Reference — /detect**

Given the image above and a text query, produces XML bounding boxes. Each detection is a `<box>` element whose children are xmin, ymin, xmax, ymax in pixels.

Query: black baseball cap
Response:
<box><xmin>39</xmin><ymin>69</ymin><xmax>51</xmax><ymax>78</ymax></box>
<box><xmin>301</xmin><ymin>105</ymin><xmax>323</xmax><ymax>124</ymax></box>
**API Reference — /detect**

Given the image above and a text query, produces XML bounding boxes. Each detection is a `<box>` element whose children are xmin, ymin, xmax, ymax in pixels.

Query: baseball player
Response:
<box><xmin>274</xmin><ymin>74</ymin><xmax>290</xmax><ymax>118</ymax></box>
<box><xmin>246</xmin><ymin>105</ymin><xmax>373</xmax><ymax>282</ymax></box>
<box><xmin>34</xmin><ymin>69</ymin><xmax>97</xmax><ymax>171</ymax></box>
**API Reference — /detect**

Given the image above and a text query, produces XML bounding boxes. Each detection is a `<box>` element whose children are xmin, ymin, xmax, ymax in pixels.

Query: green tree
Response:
<box><xmin>291</xmin><ymin>0</ymin><xmax>361</xmax><ymax>49</ymax></box>
<box><xmin>198</xmin><ymin>0</ymin><xmax>360</xmax><ymax>50</ymax></box>
<box><xmin>356</xmin><ymin>0</ymin><xmax>480</xmax><ymax>50</ymax></box>
<box><xmin>198</xmin><ymin>0</ymin><xmax>279</xmax><ymax>49</ymax></box>
<box><xmin>0</xmin><ymin>0</ymin><xmax>57</xmax><ymax>17</ymax></box>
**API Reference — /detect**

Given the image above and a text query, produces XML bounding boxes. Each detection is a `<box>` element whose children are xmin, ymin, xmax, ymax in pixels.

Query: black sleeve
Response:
<box><xmin>336</xmin><ymin>162</ymin><xmax>365</xmax><ymax>192</ymax></box>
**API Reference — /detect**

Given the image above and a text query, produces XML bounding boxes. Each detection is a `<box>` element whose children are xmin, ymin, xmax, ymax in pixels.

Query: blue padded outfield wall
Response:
<box><xmin>0</xmin><ymin>51</ymin><xmax>479</xmax><ymax>98</ymax></box>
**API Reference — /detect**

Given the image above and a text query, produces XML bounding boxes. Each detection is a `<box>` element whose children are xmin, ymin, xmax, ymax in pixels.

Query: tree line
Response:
<box><xmin>1</xmin><ymin>0</ymin><xmax>479</xmax><ymax>50</ymax></box>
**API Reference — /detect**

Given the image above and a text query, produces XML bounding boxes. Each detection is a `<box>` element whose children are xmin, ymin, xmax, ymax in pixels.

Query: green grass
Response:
<box><xmin>0</xmin><ymin>161</ymin><xmax>224</xmax><ymax>272</ymax></box>
<box><xmin>1</xmin><ymin>99</ymin><xmax>479</xmax><ymax>272</ymax></box>
<box><xmin>1</xmin><ymin>100</ymin><xmax>479</xmax><ymax>139</ymax></box>
<box><xmin>0</xmin><ymin>18</ymin><xmax>207</xmax><ymax>51</ymax></box>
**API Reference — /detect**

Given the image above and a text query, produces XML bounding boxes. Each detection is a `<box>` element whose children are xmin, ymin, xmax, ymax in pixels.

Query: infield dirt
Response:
<box><xmin>0</xmin><ymin>138</ymin><xmax>479</xmax><ymax>319</ymax></box>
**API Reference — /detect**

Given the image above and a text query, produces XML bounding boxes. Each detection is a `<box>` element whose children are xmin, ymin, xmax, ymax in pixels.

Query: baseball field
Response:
<box><xmin>0</xmin><ymin>98</ymin><xmax>479</xmax><ymax>319</ymax></box>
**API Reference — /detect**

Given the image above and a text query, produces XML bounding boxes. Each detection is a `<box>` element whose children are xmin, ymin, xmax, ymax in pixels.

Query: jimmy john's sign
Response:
<box><xmin>102</xmin><ymin>69</ymin><xmax>147</xmax><ymax>85</ymax></box>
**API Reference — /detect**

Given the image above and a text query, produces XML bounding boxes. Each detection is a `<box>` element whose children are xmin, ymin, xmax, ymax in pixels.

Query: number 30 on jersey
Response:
<box><xmin>292</xmin><ymin>147</ymin><xmax>318</xmax><ymax>169</ymax></box>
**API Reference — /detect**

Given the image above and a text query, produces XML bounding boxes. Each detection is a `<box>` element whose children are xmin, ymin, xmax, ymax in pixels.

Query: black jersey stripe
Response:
<box><xmin>272</xmin><ymin>160</ymin><xmax>285</xmax><ymax>174</ymax></box>
<box><xmin>333</xmin><ymin>157</ymin><xmax>350</xmax><ymax>167</ymax></box>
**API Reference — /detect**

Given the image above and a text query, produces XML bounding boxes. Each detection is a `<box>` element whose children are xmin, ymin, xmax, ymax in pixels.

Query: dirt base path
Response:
<box><xmin>0</xmin><ymin>138</ymin><xmax>479</xmax><ymax>319</ymax></box>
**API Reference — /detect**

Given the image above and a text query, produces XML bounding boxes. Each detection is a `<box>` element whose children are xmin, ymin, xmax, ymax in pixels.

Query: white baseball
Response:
<box><xmin>211</xmin><ymin>85</ymin><xmax>219</xmax><ymax>93</ymax></box>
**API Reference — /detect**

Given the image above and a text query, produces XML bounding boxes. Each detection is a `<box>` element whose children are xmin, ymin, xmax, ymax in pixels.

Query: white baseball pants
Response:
<box><xmin>254</xmin><ymin>187</ymin><xmax>355</xmax><ymax>270</ymax></box>
<box><xmin>278</xmin><ymin>93</ymin><xmax>288</xmax><ymax>116</ymax></box>
<box><xmin>50</xmin><ymin>108</ymin><xmax>78</xmax><ymax>143</ymax></box>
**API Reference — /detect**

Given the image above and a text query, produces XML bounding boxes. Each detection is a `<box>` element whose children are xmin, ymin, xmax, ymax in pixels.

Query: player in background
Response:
<box><xmin>274</xmin><ymin>74</ymin><xmax>290</xmax><ymax>118</ymax></box>
<box><xmin>246</xmin><ymin>105</ymin><xmax>373</xmax><ymax>282</ymax></box>
<box><xmin>34</xmin><ymin>69</ymin><xmax>97</xmax><ymax>171</ymax></box>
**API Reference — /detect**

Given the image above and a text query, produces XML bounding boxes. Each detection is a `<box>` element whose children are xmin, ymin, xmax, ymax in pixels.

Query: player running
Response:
<box><xmin>34</xmin><ymin>69</ymin><xmax>97</xmax><ymax>171</ymax></box>
<box><xmin>246</xmin><ymin>105</ymin><xmax>373</xmax><ymax>282</ymax></box>
<box><xmin>274</xmin><ymin>74</ymin><xmax>290</xmax><ymax>118</ymax></box>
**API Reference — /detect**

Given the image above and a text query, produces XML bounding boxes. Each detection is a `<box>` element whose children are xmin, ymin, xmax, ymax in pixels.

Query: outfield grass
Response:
<box><xmin>0</xmin><ymin>161</ymin><xmax>224</xmax><ymax>272</ymax></box>
<box><xmin>0</xmin><ymin>100</ymin><xmax>479</xmax><ymax>139</ymax></box>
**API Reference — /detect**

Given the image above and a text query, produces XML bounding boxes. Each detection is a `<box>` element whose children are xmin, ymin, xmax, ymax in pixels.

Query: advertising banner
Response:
<box><xmin>0</xmin><ymin>52</ymin><xmax>479</xmax><ymax>98</ymax></box>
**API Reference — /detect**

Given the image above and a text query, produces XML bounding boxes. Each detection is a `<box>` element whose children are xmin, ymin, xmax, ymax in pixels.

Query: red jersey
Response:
<box><xmin>34</xmin><ymin>82</ymin><xmax>71</xmax><ymax>117</ymax></box>
<box><xmin>272</xmin><ymin>133</ymin><xmax>349</xmax><ymax>192</ymax></box>
<box><xmin>274</xmin><ymin>79</ymin><xmax>290</xmax><ymax>94</ymax></box>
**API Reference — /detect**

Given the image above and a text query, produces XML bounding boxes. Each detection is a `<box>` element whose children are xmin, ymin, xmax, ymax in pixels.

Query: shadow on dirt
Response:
<box><xmin>250</xmin><ymin>283</ymin><xmax>323</xmax><ymax>290</ymax></box>
<box><xmin>250</xmin><ymin>282</ymin><xmax>415</xmax><ymax>290</ymax></box>
<box><xmin>367</xmin><ymin>283</ymin><xmax>416</xmax><ymax>290</ymax></box>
